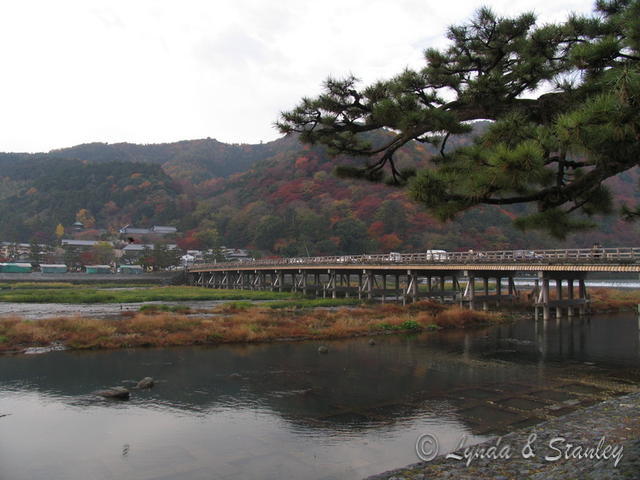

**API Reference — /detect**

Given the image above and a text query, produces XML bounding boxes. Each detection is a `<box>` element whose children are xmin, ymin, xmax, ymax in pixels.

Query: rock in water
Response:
<box><xmin>368</xmin><ymin>339</ymin><xmax>376</xmax><ymax>346</ymax></box>
<box><xmin>96</xmin><ymin>387</ymin><xmax>130</xmax><ymax>400</ymax></box>
<box><xmin>136</xmin><ymin>377</ymin><xmax>155</xmax><ymax>389</ymax></box>
<box><xmin>318</xmin><ymin>345</ymin><xmax>329</xmax><ymax>354</ymax></box>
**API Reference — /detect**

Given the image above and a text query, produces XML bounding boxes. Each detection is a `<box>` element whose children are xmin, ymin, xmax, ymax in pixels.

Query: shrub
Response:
<box><xmin>399</xmin><ymin>320</ymin><xmax>422</xmax><ymax>331</ymax></box>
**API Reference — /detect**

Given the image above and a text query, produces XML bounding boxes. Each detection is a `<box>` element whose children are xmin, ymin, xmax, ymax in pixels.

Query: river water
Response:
<box><xmin>1</xmin><ymin>313</ymin><xmax>639</xmax><ymax>480</ymax></box>
<box><xmin>0</xmin><ymin>300</ymin><xmax>231</xmax><ymax>320</ymax></box>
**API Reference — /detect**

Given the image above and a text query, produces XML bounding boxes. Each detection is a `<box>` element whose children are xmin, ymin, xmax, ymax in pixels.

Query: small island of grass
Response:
<box><xmin>0</xmin><ymin>300</ymin><xmax>502</xmax><ymax>353</ymax></box>
<box><xmin>0</xmin><ymin>284</ymin><xmax>298</xmax><ymax>303</ymax></box>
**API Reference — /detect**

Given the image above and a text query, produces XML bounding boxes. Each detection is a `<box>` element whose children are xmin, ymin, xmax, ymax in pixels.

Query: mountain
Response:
<box><xmin>1</xmin><ymin>137</ymin><xmax>283</xmax><ymax>185</ymax></box>
<box><xmin>0</xmin><ymin>129</ymin><xmax>638</xmax><ymax>252</ymax></box>
<box><xmin>177</xmin><ymin>133</ymin><xmax>640</xmax><ymax>254</ymax></box>
<box><xmin>0</xmin><ymin>158</ymin><xmax>184</xmax><ymax>241</ymax></box>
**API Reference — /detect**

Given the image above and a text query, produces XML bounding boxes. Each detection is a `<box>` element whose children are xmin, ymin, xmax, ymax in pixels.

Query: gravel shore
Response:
<box><xmin>366</xmin><ymin>392</ymin><xmax>640</xmax><ymax>480</ymax></box>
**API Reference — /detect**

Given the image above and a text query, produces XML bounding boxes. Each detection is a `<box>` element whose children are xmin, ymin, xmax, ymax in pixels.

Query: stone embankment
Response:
<box><xmin>368</xmin><ymin>392</ymin><xmax>640</xmax><ymax>480</ymax></box>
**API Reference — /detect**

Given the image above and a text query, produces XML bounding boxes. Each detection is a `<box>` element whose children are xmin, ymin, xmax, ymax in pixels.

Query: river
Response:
<box><xmin>0</xmin><ymin>300</ymin><xmax>230</xmax><ymax>320</ymax></box>
<box><xmin>1</xmin><ymin>313</ymin><xmax>639</xmax><ymax>480</ymax></box>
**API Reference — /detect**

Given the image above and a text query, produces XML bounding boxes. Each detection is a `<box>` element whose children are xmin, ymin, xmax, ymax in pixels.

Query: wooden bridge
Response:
<box><xmin>187</xmin><ymin>247</ymin><xmax>640</xmax><ymax>320</ymax></box>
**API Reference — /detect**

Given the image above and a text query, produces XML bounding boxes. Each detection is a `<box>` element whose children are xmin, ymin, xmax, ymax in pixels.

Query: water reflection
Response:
<box><xmin>467</xmin><ymin>313</ymin><xmax>640</xmax><ymax>367</ymax></box>
<box><xmin>0</xmin><ymin>312</ymin><xmax>639</xmax><ymax>480</ymax></box>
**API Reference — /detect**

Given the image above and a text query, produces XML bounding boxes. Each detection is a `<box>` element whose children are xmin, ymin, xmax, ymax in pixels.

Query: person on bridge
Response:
<box><xmin>591</xmin><ymin>243</ymin><xmax>603</xmax><ymax>259</ymax></box>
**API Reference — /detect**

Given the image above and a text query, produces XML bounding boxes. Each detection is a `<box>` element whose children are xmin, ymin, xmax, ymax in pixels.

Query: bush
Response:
<box><xmin>399</xmin><ymin>320</ymin><xmax>422</xmax><ymax>331</ymax></box>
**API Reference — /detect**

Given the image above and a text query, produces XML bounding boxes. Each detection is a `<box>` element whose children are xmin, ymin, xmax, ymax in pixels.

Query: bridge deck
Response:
<box><xmin>189</xmin><ymin>262</ymin><xmax>640</xmax><ymax>273</ymax></box>
<box><xmin>188</xmin><ymin>247</ymin><xmax>640</xmax><ymax>274</ymax></box>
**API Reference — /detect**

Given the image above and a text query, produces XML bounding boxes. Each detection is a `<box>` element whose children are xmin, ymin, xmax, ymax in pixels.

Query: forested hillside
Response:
<box><xmin>0</xmin><ymin>129</ymin><xmax>638</xmax><ymax>252</ymax></box>
<box><xmin>48</xmin><ymin>138</ymin><xmax>278</xmax><ymax>183</ymax></box>
<box><xmin>180</xmin><ymin>137</ymin><xmax>640</xmax><ymax>255</ymax></box>
<box><xmin>0</xmin><ymin>159</ymin><xmax>184</xmax><ymax>241</ymax></box>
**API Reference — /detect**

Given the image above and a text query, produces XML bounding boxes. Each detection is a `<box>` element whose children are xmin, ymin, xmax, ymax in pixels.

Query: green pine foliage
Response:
<box><xmin>278</xmin><ymin>0</ymin><xmax>640</xmax><ymax>237</ymax></box>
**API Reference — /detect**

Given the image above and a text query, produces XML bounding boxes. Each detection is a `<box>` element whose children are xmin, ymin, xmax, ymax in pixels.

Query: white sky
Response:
<box><xmin>0</xmin><ymin>0</ymin><xmax>595</xmax><ymax>152</ymax></box>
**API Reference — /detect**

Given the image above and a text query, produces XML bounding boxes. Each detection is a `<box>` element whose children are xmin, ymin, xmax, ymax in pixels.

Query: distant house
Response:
<box><xmin>151</xmin><ymin>226</ymin><xmax>177</xmax><ymax>235</ymax></box>
<box><xmin>0</xmin><ymin>262</ymin><xmax>32</xmax><ymax>273</ymax></box>
<box><xmin>40</xmin><ymin>264</ymin><xmax>68</xmax><ymax>274</ymax></box>
<box><xmin>122</xmin><ymin>243</ymin><xmax>155</xmax><ymax>253</ymax></box>
<box><xmin>85</xmin><ymin>265</ymin><xmax>112</xmax><ymax>274</ymax></box>
<box><xmin>61</xmin><ymin>239</ymin><xmax>112</xmax><ymax>248</ymax></box>
<box><xmin>0</xmin><ymin>242</ymin><xmax>30</xmax><ymax>259</ymax></box>
<box><xmin>122</xmin><ymin>243</ymin><xmax>177</xmax><ymax>258</ymax></box>
<box><xmin>119</xmin><ymin>226</ymin><xmax>152</xmax><ymax>236</ymax></box>
<box><xmin>180</xmin><ymin>254</ymin><xmax>196</xmax><ymax>265</ymax></box>
<box><xmin>221</xmin><ymin>248</ymin><xmax>251</xmax><ymax>261</ymax></box>
<box><xmin>119</xmin><ymin>225</ymin><xmax>178</xmax><ymax>242</ymax></box>
<box><xmin>118</xmin><ymin>264</ymin><xmax>144</xmax><ymax>274</ymax></box>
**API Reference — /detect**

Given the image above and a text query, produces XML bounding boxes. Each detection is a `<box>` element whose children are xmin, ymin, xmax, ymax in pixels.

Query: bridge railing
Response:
<box><xmin>188</xmin><ymin>247</ymin><xmax>640</xmax><ymax>271</ymax></box>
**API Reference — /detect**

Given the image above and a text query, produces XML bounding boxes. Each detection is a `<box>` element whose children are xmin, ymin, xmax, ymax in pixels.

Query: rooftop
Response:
<box><xmin>62</xmin><ymin>239</ymin><xmax>112</xmax><ymax>246</ymax></box>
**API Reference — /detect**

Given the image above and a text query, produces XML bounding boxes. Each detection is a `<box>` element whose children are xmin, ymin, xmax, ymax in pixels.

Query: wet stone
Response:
<box><xmin>498</xmin><ymin>397</ymin><xmax>547</xmax><ymax>410</ymax></box>
<box><xmin>507</xmin><ymin>416</ymin><xmax>544</xmax><ymax>429</ymax></box>
<box><xmin>136</xmin><ymin>377</ymin><xmax>154</xmax><ymax>389</ymax></box>
<box><xmin>563</xmin><ymin>383</ymin><xmax>605</xmax><ymax>395</ymax></box>
<box><xmin>546</xmin><ymin>406</ymin><xmax>577</xmax><ymax>416</ymax></box>
<box><xmin>528</xmin><ymin>389</ymin><xmax>577</xmax><ymax>402</ymax></box>
<box><xmin>95</xmin><ymin>387</ymin><xmax>130</xmax><ymax>400</ymax></box>
<box><xmin>455</xmin><ymin>388</ymin><xmax>498</xmax><ymax>399</ymax></box>
<box><xmin>460</xmin><ymin>404</ymin><xmax>522</xmax><ymax>424</ymax></box>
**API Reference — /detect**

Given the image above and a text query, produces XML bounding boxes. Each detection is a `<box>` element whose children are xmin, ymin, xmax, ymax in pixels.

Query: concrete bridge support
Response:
<box><xmin>464</xmin><ymin>271</ymin><xmax>518</xmax><ymax>311</ymax></box>
<box><xmin>535</xmin><ymin>272</ymin><xmax>589</xmax><ymax>320</ymax></box>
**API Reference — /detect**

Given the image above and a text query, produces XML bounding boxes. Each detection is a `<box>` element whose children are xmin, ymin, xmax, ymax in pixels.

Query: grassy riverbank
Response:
<box><xmin>0</xmin><ymin>285</ymin><xmax>298</xmax><ymax>303</ymax></box>
<box><xmin>0</xmin><ymin>300</ymin><xmax>503</xmax><ymax>352</ymax></box>
<box><xmin>1</xmin><ymin>282</ymin><xmax>638</xmax><ymax>311</ymax></box>
<box><xmin>588</xmin><ymin>287</ymin><xmax>640</xmax><ymax>312</ymax></box>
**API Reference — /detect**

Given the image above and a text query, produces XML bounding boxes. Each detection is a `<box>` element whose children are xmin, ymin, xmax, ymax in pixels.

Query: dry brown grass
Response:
<box><xmin>433</xmin><ymin>307</ymin><xmax>497</xmax><ymax>329</ymax></box>
<box><xmin>588</xmin><ymin>288</ymin><xmax>640</xmax><ymax>312</ymax></box>
<box><xmin>0</xmin><ymin>302</ymin><xmax>505</xmax><ymax>353</ymax></box>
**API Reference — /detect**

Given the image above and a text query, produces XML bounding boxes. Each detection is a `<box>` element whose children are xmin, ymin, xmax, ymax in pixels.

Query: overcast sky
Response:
<box><xmin>0</xmin><ymin>0</ymin><xmax>595</xmax><ymax>152</ymax></box>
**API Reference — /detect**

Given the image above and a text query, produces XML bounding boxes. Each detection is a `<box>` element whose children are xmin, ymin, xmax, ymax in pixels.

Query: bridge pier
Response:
<box><xmin>542</xmin><ymin>276</ymin><xmax>550</xmax><ymax>320</ymax></box>
<box><xmin>536</xmin><ymin>272</ymin><xmax>589</xmax><ymax>319</ymax></box>
<box><xmin>464</xmin><ymin>271</ymin><xmax>517</xmax><ymax>311</ymax></box>
<box><xmin>556</xmin><ymin>279</ymin><xmax>563</xmax><ymax>319</ymax></box>
<box><xmin>404</xmin><ymin>269</ymin><xmax>417</xmax><ymax>303</ymax></box>
<box><xmin>483</xmin><ymin>277</ymin><xmax>489</xmax><ymax>311</ymax></box>
<box><xmin>380</xmin><ymin>274</ymin><xmax>386</xmax><ymax>303</ymax></box>
<box><xmin>567</xmin><ymin>279</ymin><xmax>574</xmax><ymax>317</ymax></box>
<box><xmin>324</xmin><ymin>269</ymin><xmax>335</xmax><ymax>298</ymax></box>
<box><xmin>579</xmin><ymin>279</ymin><xmax>587</xmax><ymax>316</ymax></box>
